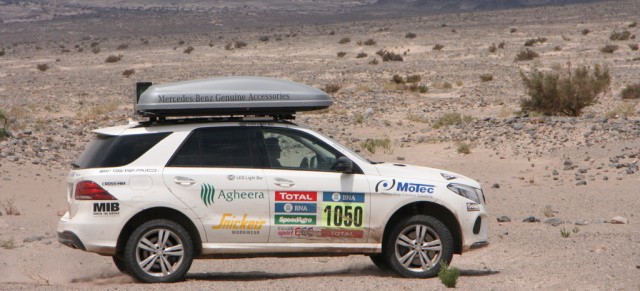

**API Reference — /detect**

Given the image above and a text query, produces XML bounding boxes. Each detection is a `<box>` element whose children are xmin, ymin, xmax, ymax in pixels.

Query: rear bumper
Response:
<box><xmin>469</xmin><ymin>241</ymin><xmax>490</xmax><ymax>250</ymax></box>
<box><xmin>58</xmin><ymin>231</ymin><xmax>86</xmax><ymax>251</ymax></box>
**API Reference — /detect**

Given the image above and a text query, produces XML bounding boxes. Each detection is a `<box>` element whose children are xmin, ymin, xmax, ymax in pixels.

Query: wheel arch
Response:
<box><xmin>115</xmin><ymin>207</ymin><xmax>203</xmax><ymax>258</ymax></box>
<box><xmin>381</xmin><ymin>202</ymin><xmax>462</xmax><ymax>255</ymax></box>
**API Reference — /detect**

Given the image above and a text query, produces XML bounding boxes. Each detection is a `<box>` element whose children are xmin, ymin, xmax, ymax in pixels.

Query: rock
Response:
<box><xmin>578</xmin><ymin>168</ymin><xmax>588</xmax><ymax>173</ymax></box>
<box><xmin>491</xmin><ymin>183</ymin><xmax>500</xmax><ymax>189</ymax></box>
<box><xmin>23</xmin><ymin>235</ymin><xmax>46</xmax><ymax>243</ymax></box>
<box><xmin>497</xmin><ymin>216</ymin><xmax>511</xmax><ymax>222</ymax></box>
<box><xmin>522</xmin><ymin>216</ymin><xmax>540</xmax><ymax>223</ymax></box>
<box><xmin>564</xmin><ymin>158</ymin><xmax>573</xmax><ymax>166</ymax></box>
<box><xmin>603</xmin><ymin>176</ymin><xmax>609</xmax><ymax>181</ymax></box>
<box><xmin>552</xmin><ymin>169</ymin><xmax>559</xmax><ymax>176</ymax></box>
<box><xmin>513</xmin><ymin>123</ymin><xmax>524</xmax><ymax>130</ymax></box>
<box><xmin>363</xmin><ymin>108</ymin><xmax>375</xmax><ymax>117</ymax></box>
<box><xmin>611</xmin><ymin>216</ymin><xmax>628</xmax><ymax>224</ymax></box>
<box><xmin>576</xmin><ymin>181</ymin><xmax>587</xmax><ymax>186</ymax></box>
<box><xmin>575</xmin><ymin>220</ymin><xmax>588</xmax><ymax>226</ymax></box>
<box><xmin>543</xmin><ymin>217</ymin><xmax>564</xmax><ymax>226</ymax></box>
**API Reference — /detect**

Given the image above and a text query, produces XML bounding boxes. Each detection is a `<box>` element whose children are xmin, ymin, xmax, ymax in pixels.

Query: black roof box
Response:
<box><xmin>135</xmin><ymin>76</ymin><xmax>332</xmax><ymax>118</ymax></box>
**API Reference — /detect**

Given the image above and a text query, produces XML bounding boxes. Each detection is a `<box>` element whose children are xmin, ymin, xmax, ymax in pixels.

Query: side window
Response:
<box><xmin>261</xmin><ymin>128</ymin><xmax>340</xmax><ymax>171</ymax></box>
<box><xmin>75</xmin><ymin>132</ymin><xmax>171</xmax><ymax>169</ymax></box>
<box><xmin>169</xmin><ymin>127</ymin><xmax>254</xmax><ymax>167</ymax></box>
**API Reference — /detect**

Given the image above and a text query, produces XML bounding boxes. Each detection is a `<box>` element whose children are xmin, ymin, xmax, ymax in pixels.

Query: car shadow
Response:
<box><xmin>458</xmin><ymin>268</ymin><xmax>501</xmax><ymax>277</ymax></box>
<box><xmin>186</xmin><ymin>264</ymin><xmax>397</xmax><ymax>281</ymax></box>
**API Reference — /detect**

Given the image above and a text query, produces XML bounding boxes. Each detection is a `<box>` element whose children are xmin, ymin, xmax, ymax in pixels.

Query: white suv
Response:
<box><xmin>57</xmin><ymin>77</ymin><xmax>488</xmax><ymax>283</ymax></box>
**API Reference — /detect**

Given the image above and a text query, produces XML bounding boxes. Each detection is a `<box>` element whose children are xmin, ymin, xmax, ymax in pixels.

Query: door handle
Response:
<box><xmin>174</xmin><ymin>176</ymin><xmax>196</xmax><ymax>186</ymax></box>
<box><xmin>273</xmin><ymin>178</ymin><xmax>295</xmax><ymax>188</ymax></box>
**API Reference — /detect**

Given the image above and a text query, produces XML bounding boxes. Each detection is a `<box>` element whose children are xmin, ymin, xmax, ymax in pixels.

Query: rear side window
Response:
<box><xmin>168</xmin><ymin>127</ymin><xmax>254</xmax><ymax>167</ymax></box>
<box><xmin>74</xmin><ymin>132</ymin><xmax>171</xmax><ymax>169</ymax></box>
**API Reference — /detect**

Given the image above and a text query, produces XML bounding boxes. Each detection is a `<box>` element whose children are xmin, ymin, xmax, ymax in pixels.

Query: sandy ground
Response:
<box><xmin>1</xmin><ymin>0</ymin><xmax>640</xmax><ymax>289</ymax></box>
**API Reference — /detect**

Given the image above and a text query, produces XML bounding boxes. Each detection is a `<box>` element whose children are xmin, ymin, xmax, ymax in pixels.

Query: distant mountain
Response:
<box><xmin>372</xmin><ymin>0</ymin><xmax>604</xmax><ymax>11</ymax></box>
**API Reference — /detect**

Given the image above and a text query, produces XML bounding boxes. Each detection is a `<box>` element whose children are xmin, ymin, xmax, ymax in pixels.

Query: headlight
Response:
<box><xmin>447</xmin><ymin>183</ymin><xmax>483</xmax><ymax>204</ymax></box>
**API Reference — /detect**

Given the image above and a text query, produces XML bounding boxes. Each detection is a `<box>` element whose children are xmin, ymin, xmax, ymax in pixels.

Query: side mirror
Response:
<box><xmin>334</xmin><ymin>156</ymin><xmax>354</xmax><ymax>173</ymax></box>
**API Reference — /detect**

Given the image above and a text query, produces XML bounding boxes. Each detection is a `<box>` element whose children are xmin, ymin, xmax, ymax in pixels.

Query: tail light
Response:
<box><xmin>75</xmin><ymin>181</ymin><xmax>117</xmax><ymax>200</ymax></box>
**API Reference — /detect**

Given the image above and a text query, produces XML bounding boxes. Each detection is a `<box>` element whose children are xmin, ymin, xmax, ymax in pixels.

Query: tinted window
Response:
<box><xmin>74</xmin><ymin>132</ymin><xmax>171</xmax><ymax>169</ymax></box>
<box><xmin>169</xmin><ymin>127</ymin><xmax>254</xmax><ymax>167</ymax></box>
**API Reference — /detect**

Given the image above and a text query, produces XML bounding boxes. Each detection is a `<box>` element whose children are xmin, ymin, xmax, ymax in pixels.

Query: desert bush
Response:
<box><xmin>488</xmin><ymin>43</ymin><xmax>497</xmax><ymax>53</ymax></box>
<box><xmin>432</xmin><ymin>82</ymin><xmax>453</xmax><ymax>89</ymax></box>
<box><xmin>0</xmin><ymin>197</ymin><xmax>19</xmax><ymax>215</ymax></box>
<box><xmin>433</xmin><ymin>112</ymin><xmax>473</xmax><ymax>128</ymax></box>
<box><xmin>356</xmin><ymin>52</ymin><xmax>368</xmax><ymax>58</ymax></box>
<box><xmin>605</xmin><ymin>102</ymin><xmax>636</xmax><ymax>118</ymax></box>
<box><xmin>37</xmin><ymin>64</ymin><xmax>49</xmax><ymax>72</ymax></box>
<box><xmin>418</xmin><ymin>85</ymin><xmax>428</xmax><ymax>93</ymax></box>
<box><xmin>629</xmin><ymin>43</ymin><xmax>639</xmax><ymax>51</ymax></box>
<box><xmin>600</xmin><ymin>44</ymin><xmax>619</xmax><ymax>54</ymax></box>
<box><xmin>105</xmin><ymin>55</ymin><xmax>122</xmax><ymax>63</ymax></box>
<box><xmin>610</xmin><ymin>30</ymin><xmax>631</xmax><ymax>41</ymax></box>
<box><xmin>457</xmin><ymin>143</ymin><xmax>471</xmax><ymax>154</ymax></box>
<box><xmin>0</xmin><ymin>238</ymin><xmax>16</xmax><ymax>249</ymax></box>
<box><xmin>0</xmin><ymin>109</ymin><xmax>10</xmax><ymax>139</ymax></box>
<box><xmin>361</xmin><ymin>138</ymin><xmax>391</xmax><ymax>154</ymax></box>
<box><xmin>432</xmin><ymin>44</ymin><xmax>444</xmax><ymax>51</ymax></box>
<box><xmin>498</xmin><ymin>42</ymin><xmax>505</xmax><ymax>49</ymax></box>
<box><xmin>324</xmin><ymin>84</ymin><xmax>341</xmax><ymax>93</ymax></box>
<box><xmin>406</xmin><ymin>113</ymin><xmax>429</xmax><ymax>123</ymax></box>
<box><xmin>620</xmin><ymin>83</ymin><xmax>640</xmax><ymax>99</ymax></box>
<box><xmin>520</xmin><ymin>64</ymin><xmax>610</xmax><ymax>117</ymax></box>
<box><xmin>91</xmin><ymin>47</ymin><xmax>100</xmax><ymax>54</ymax></box>
<box><xmin>224</xmin><ymin>43</ymin><xmax>233</xmax><ymax>50</ymax></box>
<box><xmin>183</xmin><ymin>46</ymin><xmax>194</xmax><ymax>54</ymax></box>
<box><xmin>480</xmin><ymin>74</ymin><xmax>493</xmax><ymax>82</ymax></box>
<box><xmin>554</xmin><ymin>46</ymin><xmax>562</xmax><ymax>51</ymax></box>
<box><xmin>392</xmin><ymin>75</ymin><xmax>405</xmax><ymax>84</ymax></box>
<box><xmin>630</xmin><ymin>21</ymin><xmax>638</xmax><ymax>28</ymax></box>
<box><xmin>363</xmin><ymin>38</ymin><xmax>376</xmax><ymax>46</ymax></box>
<box><xmin>405</xmin><ymin>32</ymin><xmax>417</xmax><ymax>39</ymax></box>
<box><xmin>117</xmin><ymin>44</ymin><xmax>129</xmax><ymax>50</ymax></box>
<box><xmin>369</xmin><ymin>58</ymin><xmax>379</xmax><ymax>65</ymax></box>
<box><xmin>510</xmin><ymin>28</ymin><xmax>517</xmax><ymax>33</ymax></box>
<box><xmin>0</xmin><ymin>49</ymin><xmax>5</xmax><ymax>56</ymax></box>
<box><xmin>581</xmin><ymin>29</ymin><xmax>590</xmax><ymax>35</ymax></box>
<box><xmin>515</xmin><ymin>49</ymin><xmax>539</xmax><ymax>61</ymax></box>
<box><xmin>524</xmin><ymin>37</ymin><xmax>547</xmax><ymax>46</ymax></box>
<box><xmin>259</xmin><ymin>36</ymin><xmax>269</xmax><ymax>42</ymax></box>
<box><xmin>234</xmin><ymin>41</ymin><xmax>247</xmax><ymax>49</ymax></box>
<box><xmin>406</xmin><ymin>75</ymin><xmax>421</xmax><ymax>83</ymax></box>
<box><xmin>337</xmin><ymin>51</ymin><xmax>347</xmax><ymax>57</ymax></box>
<box><xmin>329</xmin><ymin>30</ymin><xmax>335</xmax><ymax>35</ymax></box>
<box><xmin>338</xmin><ymin>37</ymin><xmax>351</xmax><ymax>44</ymax></box>
<box><xmin>178</xmin><ymin>40</ymin><xmax>185</xmax><ymax>45</ymax></box>
<box><xmin>377</xmin><ymin>50</ymin><xmax>403</xmax><ymax>62</ymax></box>
<box><xmin>438</xmin><ymin>261</ymin><xmax>459</xmax><ymax>288</ymax></box>
<box><xmin>560</xmin><ymin>228</ymin><xmax>571</xmax><ymax>238</ymax></box>
<box><xmin>122</xmin><ymin>69</ymin><xmax>135</xmax><ymax>78</ymax></box>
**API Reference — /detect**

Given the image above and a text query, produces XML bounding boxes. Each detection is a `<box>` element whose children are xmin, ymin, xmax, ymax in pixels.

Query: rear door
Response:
<box><xmin>163</xmin><ymin>126</ymin><xmax>270</xmax><ymax>243</ymax></box>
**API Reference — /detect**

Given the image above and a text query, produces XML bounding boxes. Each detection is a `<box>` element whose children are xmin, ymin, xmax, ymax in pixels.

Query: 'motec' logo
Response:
<box><xmin>397</xmin><ymin>182</ymin><xmax>434</xmax><ymax>194</ymax></box>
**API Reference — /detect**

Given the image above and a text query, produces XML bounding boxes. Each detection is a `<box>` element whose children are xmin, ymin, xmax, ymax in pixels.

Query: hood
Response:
<box><xmin>374</xmin><ymin>162</ymin><xmax>481</xmax><ymax>189</ymax></box>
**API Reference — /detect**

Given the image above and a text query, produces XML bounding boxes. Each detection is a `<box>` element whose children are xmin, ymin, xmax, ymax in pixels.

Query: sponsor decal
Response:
<box><xmin>227</xmin><ymin>175</ymin><xmax>264</xmax><ymax>181</ymax></box>
<box><xmin>212</xmin><ymin>214</ymin><xmax>266</xmax><ymax>233</ymax></box>
<box><xmin>321</xmin><ymin>229</ymin><xmax>364</xmax><ymax>238</ymax></box>
<box><xmin>375</xmin><ymin>179</ymin><xmax>435</xmax><ymax>195</ymax></box>
<box><xmin>240</xmin><ymin>122</ymin><xmax>275</xmax><ymax>127</ymax></box>
<box><xmin>157</xmin><ymin>93</ymin><xmax>291</xmax><ymax>103</ymax></box>
<box><xmin>275</xmin><ymin>215</ymin><xmax>317</xmax><ymax>225</ymax></box>
<box><xmin>217</xmin><ymin>190</ymin><xmax>265</xmax><ymax>202</ymax></box>
<box><xmin>467</xmin><ymin>203</ymin><xmax>480</xmax><ymax>211</ymax></box>
<box><xmin>200</xmin><ymin>183</ymin><xmax>215</xmax><ymax>206</ymax></box>
<box><xmin>275</xmin><ymin>202</ymin><xmax>317</xmax><ymax>214</ymax></box>
<box><xmin>322</xmin><ymin>192</ymin><xmax>365</xmax><ymax>232</ymax></box>
<box><xmin>276</xmin><ymin>226</ymin><xmax>314</xmax><ymax>237</ymax></box>
<box><xmin>102</xmin><ymin>181</ymin><xmax>126</xmax><ymax>186</ymax></box>
<box><xmin>93</xmin><ymin>202</ymin><xmax>120</xmax><ymax>216</ymax></box>
<box><xmin>275</xmin><ymin>191</ymin><xmax>317</xmax><ymax>202</ymax></box>
<box><xmin>98</xmin><ymin>168</ymin><xmax>157</xmax><ymax>173</ymax></box>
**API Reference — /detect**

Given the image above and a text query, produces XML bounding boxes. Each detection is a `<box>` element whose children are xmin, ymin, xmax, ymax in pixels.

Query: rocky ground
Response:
<box><xmin>1</xmin><ymin>0</ymin><xmax>639</xmax><ymax>289</ymax></box>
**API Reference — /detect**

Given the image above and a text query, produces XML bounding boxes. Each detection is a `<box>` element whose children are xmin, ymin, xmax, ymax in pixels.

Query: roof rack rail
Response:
<box><xmin>135</xmin><ymin>76</ymin><xmax>331</xmax><ymax>121</ymax></box>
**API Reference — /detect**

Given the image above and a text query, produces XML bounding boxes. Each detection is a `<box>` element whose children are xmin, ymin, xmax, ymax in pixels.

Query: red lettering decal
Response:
<box><xmin>275</xmin><ymin>191</ymin><xmax>318</xmax><ymax>201</ymax></box>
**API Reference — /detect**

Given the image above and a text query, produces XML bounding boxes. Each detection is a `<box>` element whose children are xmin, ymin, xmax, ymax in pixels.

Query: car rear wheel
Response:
<box><xmin>384</xmin><ymin>215</ymin><xmax>454</xmax><ymax>278</ymax></box>
<box><xmin>124</xmin><ymin>219</ymin><xmax>194</xmax><ymax>283</ymax></box>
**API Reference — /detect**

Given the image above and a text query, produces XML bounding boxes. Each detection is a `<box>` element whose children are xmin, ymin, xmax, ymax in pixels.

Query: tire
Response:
<box><xmin>112</xmin><ymin>255</ymin><xmax>129</xmax><ymax>274</ymax></box>
<box><xmin>369</xmin><ymin>254</ymin><xmax>389</xmax><ymax>270</ymax></box>
<box><xmin>124</xmin><ymin>219</ymin><xmax>194</xmax><ymax>283</ymax></box>
<box><xmin>384</xmin><ymin>215</ymin><xmax>454</xmax><ymax>278</ymax></box>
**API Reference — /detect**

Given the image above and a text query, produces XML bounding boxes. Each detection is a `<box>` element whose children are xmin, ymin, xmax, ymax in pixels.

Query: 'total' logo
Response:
<box><xmin>275</xmin><ymin>191</ymin><xmax>317</xmax><ymax>202</ymax></box>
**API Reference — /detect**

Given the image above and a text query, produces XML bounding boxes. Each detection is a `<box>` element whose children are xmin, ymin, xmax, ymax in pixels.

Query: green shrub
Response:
<box><xmin>620</xmin><ymin>83</ymin><xmax>640</xmax><ymax>99</ymax></box>
<box><xmin>433</xmin><ymin>112</ymin><xmax>473</xmax><ymax>128</ymax></box>
<box><xmin>515</xmin><ymin>49</ymin><xmax>539</xmax><ymax>61</ymax></box>
<box><xmin>0</xmin><ymin>238</ymin><xmax>16</xmax><ymax>249</ymax></box>
<box><xmin>418</xmin><ymin>85</ymin><xmax>428</xmax><ymax>93</ymax></box>
<box><xmin>361</xmin><ymin>138</ymin><xmax>391</xmax><ymax>153</ymax></box>
<box><xmin>510</xmin><ymin>28</ymin><xmax>517</xmax><ymax>33</ymax></box>
<box><xmin>406</xmin><ymin>113</ymin><xmax>429</xmax><ymax>123</ymax></box>
<box><xmin>457</xmin><ymin>143</ymin><xmax>471</xmax><ymax>154</ymax></box>
<box><xmin>520</xmin><ymin>65</ymin><xmax>610</xmax><ymax>116</ymax></box>
<box><xmin>560</xmin><ymin>228</ymin><xmax>571</xmax><ymax>238</ymax></box>
<box><xmin>438</xmin><ymin>261</ymin><xmax>459</xmax><ymax>288</ymax></box>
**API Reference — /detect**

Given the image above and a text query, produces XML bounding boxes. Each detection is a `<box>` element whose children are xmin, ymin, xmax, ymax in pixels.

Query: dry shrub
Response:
<box><xmin>122</xmin><ymin>69</ymin><xmax>135</xmax><ymax>78</ymax></box>
<box><xmin>498</xmin><ymin>42</ymin><xmax>505</xmax><ymax>49</ymax></box>
<box><xmin>406</xmin><ymin>75</ymin><xmax>421</xmax><ymax>83</ymax></box>
<box><xmin>433</xmin><ymin>112</ymin><xmax>473</xmax><ymax>129</ymax></box>
<box><xmin>105</xmin><ymin>55</ymin><xmax>122</xmax><ymax>63</ymax></box>
<box><xmin>377</xmin><ymin>49</ymin><xmax>403</xmax><ymax>62</ymax></box>
<box><xmin>488</xmin><ymin>43</ymin><xmax>497</xmax><ymax>53</ymax></box>
<box><xmin>369</xmin><ymin>58</ymin><xmax>379</xmax><ymax>65</ymax></box>
<box><xmin>356</xmin><ymin>52</ymin><xmax>368</xmax><ymax>58</ymax></box>
<box><xmin>600</xmin><ymin>44</ymin><xmax>619</xmax><ymax>54</ymax></box>
<box><xmin>183</xmin><ymin>46</ymin><xmax>194</xmax><ymax>54</ymax></box>
<box><xmin>524</xmin><ymin>37</ymin><xmax>547</xmax><ymax>46</ymax></box>
<box><xmin>620</xmin><ymin>83</ymin><xmax>640</xmax><ymax>100</ymax></box>
<box><xmin>515</xmin><ymin>49</ymin><xmax>539</xmax><ymax>61</ymax></box>
<box><xmin>520</xmin><ymin>64</ymin><xmax>610</xmax><ymax>116</ymax></box>
<box><xmin>234</xmin><ymin>41</ymin><xmax>247</xmax><ymax>49</ymax></box>
<box><xmin>337</xmin><ymin>51</ymin><xmax>347</xmax><ymax>57</ymax></box>
<box><xmin>581</xmin><ymin>29</ymin><xmax>590</xmax><ymax>35</ymax></box>
<box><xmin>324</xmin><ymin>84</ymin><xmax>341</xmax><ymax>93</ymax></box>
<box><xmin>117</xmin><ymin>44</ymin><xmax>128</xmax><ymax>50</ymax></box>
<box><xmin>629</xmin><ymin>43</ymin><xmax>639</xmax><ymax>51</ymax></box>
<box><xmin>610</xmin><ymin>30</ymin><xmax>631</xmax><ymax>41</ymax></box>
<box><xmin>432</xmin><ymin>44</ymin><xmax>444</xmax><ymax>51</ymax></box>
<box><xmin>338</xmin><ymin>37</ymin><xmax>351</xmax><ymax>44</ymax></box>
<box><xmin>405</xmin><ymin>32</ymin><xmax>417</xmax><ymax>39</ymax></box>
<box><xmin>605</xmin><ymin>102</ymin><xmax>636</xmax><ymax>118</ymax></box>
<box><xmin>392</xmin><ymin>75</ymin><xmax>405</xmax><ymax>84</ymax></box>
<box><xmin>37</xmin><ymin>64</ymin><xmax>49</xmax><ymax>72</ymax></box>
<box><xmin>259</xmin><ymin>36</ymin><xmax>269</xmax><ymax>42</ymax></box>
<box><xmin>480</xmin><ymin>74</ymin><xmax>493</xmax><ymax>82</ymax></box>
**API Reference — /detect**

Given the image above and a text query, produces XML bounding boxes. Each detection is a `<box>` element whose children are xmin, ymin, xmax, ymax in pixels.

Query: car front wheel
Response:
<box><xmin>124</xmin><ymin>219</ymin><xmax>194</xmax><ymax>283</ymax></box>
<box><xmin>384</xmin><ymin>215</ymin><xmax>454</xmax><ymax>278</ymax></box>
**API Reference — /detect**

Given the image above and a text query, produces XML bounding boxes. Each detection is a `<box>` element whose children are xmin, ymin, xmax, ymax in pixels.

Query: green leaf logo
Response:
<box><xmin>201</xmin><ymin>183</ymin><xmax>215</xmax><ymax>206</ymax></box>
